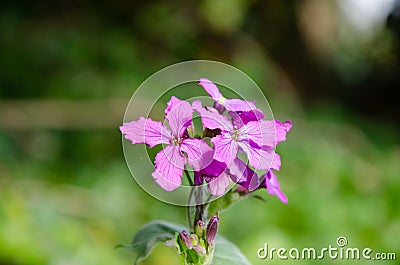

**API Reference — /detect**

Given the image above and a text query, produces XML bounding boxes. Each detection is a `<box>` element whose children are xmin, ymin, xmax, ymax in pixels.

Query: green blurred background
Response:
<box><xmin>1</xmin><ymin>0</ymin><xmax>399</xmax><ymax>264</ymax></box>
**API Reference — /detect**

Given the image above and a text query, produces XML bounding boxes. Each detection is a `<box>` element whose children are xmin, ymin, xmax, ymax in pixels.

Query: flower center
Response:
<box><xmin>171</xmin><ymin>135</ymin><xmax>182</xmax><ymax>146</ymax></box>
<box><xmin>231</xmin><ymin>128</ymin><xmax>240</xmax><ymax>141</ymax></box>
<box><xmin>218</xmin><ymin>97</ymin><xmax>226</xmax><ymax>105</ymax></box>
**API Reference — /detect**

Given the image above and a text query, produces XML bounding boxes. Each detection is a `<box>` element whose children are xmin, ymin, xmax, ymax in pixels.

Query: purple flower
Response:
<box><xmin>192</xmin><ymin>93</ymin><xmax>291</xmax><ymax>197</ymax></box>
<box><xmin>120</xmin><ymin>96</ymin><xmax>212</xmax><ymax>191</ymax></box>
<box><xmin>199</xmin><ymin>78</ymin><xmax>264</xmax><ymax>124</ymax></box>
<box><xmin>193</xmin><ymin>100</ymin><xmax>285</xmax><ymax>170</ymax></box>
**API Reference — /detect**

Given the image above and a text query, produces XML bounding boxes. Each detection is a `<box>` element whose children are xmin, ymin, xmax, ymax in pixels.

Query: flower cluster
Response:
<box><xmin>120</xmin><ymin>78</ymin><xmax>292</xmax><ymax>203</ymax></box>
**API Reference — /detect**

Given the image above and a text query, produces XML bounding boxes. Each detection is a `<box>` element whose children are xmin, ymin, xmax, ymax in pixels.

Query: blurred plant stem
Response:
<box><xmin>185</xmin><ymin>169</ymin><xmax>208</xmax><ymax>231</ymax></box>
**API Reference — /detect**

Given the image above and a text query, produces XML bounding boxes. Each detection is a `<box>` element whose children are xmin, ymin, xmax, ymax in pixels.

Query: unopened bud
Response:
<box><xmin>193</xmin><ymin>244</ymin><xmax>206</xmax><ymax>255</ymax></box>
<box><xmin>195</xmin><ymin>220</ymin><xmax>205</xmax><ymax>238</ymax></box>
<box><xmin>179</xmin><ymin>230</ymin><xmax>193</xmax><ymax>249</ymax></box>
<box><xmin>191</xmin><ymin>234</ymin><xmax>199</xmax><ymax>245</ymax></box>
<box><xmin>206</xmin><ymin>215</ymin><xmax>219</xmax><ymax>245</ymax></box>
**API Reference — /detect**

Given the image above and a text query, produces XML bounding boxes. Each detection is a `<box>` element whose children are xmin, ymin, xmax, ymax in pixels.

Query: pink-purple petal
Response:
<box><xmin>165</xmin><ymin>96</ymin><xmax>183</xmax><ymax>116</ymax></box>
<box><xmin>275</xmin><ymin>120</ymin><xmax>292</xmax><ymax>144</ymax></box>
<box><xmin>237</xmin><ymin>141</ymin><xmax>274</xmax><ymax>170</ymax></box>
<box><xmin>166</xmin><ymin>98</ymin><xmax>193</xmax><ymax>137</ymax></box>
<box><xmin>198</xmin><ymin>78</ymin><xmax>223</xmax><ymax>101</ymax></box>
<box><xmin>257</xmin><ymin>120</ymin><xmax>292</xmax><ymax>147</ymax></box>
<box><xmin>180</xmin><ymin>138</ymin><xmax>213</xmax><ymax>171</ymax></box>
<box><xmin>228</xmin><ymin>110</ymin><xmax>265</xmax><ymax>128</ymax></box>
<box><xmin>192</xmin><ymin>100</ymin><xmax>233</xmax><ymax>132</ymax></box>
<box><xmin>152</xmin><ymin>145</ymin><xmax>186</xmax><ymax>191</ymax></box>
<box><xmin>271</xmin><ymin>152</ymin><xmax>281</xmax><ymax>171</ymax></box>
<box><xmin>229</xmin><ymin>157</ymin><xmax>259</xmax><ymax>191</ymax></box>
<box><xmin>202</xmin><ymin>159</ymin><xmax>227</xmax><ymax>177</ymax></box>
<box><xmin>211</xmin><ymin>133</ymin><xmax>238</xmax><ymax>166</ymax></box>
<box><xmin>223</xmin><ymin>98</ymin><xmax>257</xmax><ymax>112</ymax></box>
<box><xmin>241</xmin><ymin>119</ymin><xmax>291</xmax><ymax>148</ymax></box>
<box><xmin>243</xmin><ymin>120</ymin><xmax>277</xmax><ymax>148</ymax></box>
<box><xmin>194</xmin><ymin>171</ymin><xmax>204</xmax><ymax>185</ymax></box>
<box><xmin>265</xmin><ymin>170</ymin><xmax>288</xmax><ymax>204</ymax></box>
<box><xmin>120</xmin><ymin>117</ymin><xmax>171</xmax><ymax>148</ymax></box>
<box><xmin>206</xmin><ymin>171</ymin><xmax>230</xmax><ymax>196</ymax></box>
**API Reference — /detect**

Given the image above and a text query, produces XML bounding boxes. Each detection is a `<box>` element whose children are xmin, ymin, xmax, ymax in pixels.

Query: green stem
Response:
<box><xmin>187</xmin><ymin>188</ymin><xmax>195</xmax><ymax>231</ymax></box>
<box><xmin>187</xmin><ymin>186</ymin><xmax>208</xmax><ymax>231</ymax></box>
<box><xmin>184</xmin><ymin>169</ymin><xmax>194</xmax><ymax>186</ymax></box>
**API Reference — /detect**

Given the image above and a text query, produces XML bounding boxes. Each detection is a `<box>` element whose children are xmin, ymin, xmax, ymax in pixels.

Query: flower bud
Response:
<box><xmin>206</xmin><ymin>215</ymin><xmax>219</xmax><ymax>245</ymax></box>
<box><xmin>195</xmin><ymin>220</ymin><xmax>205</xmax><ymax>238</ymax></box>
<box><xmin>179</xmin><ymin>230</ymin><xmax>193</xmax><ymax>249</ymax></box>
<box><xmin>191</xmin><ymin>233</ymin><xmax>199</xmax><ymax>244</ymax></box>
<box><xmin>193</xmin><ymin>244</ymin><xmax>206</xmax><ymax>255</ymax></box>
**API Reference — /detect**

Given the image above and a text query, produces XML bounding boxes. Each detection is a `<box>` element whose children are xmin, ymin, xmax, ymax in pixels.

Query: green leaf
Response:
<box><xmin>213</xmin><ymin>236</ymin><xmax>251</xmax><ymax>265</ymax></box>
<box><xmin>116</xmin><ymin>221</ymin><xmax>183</xmax><ymax>264</ymax></box>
